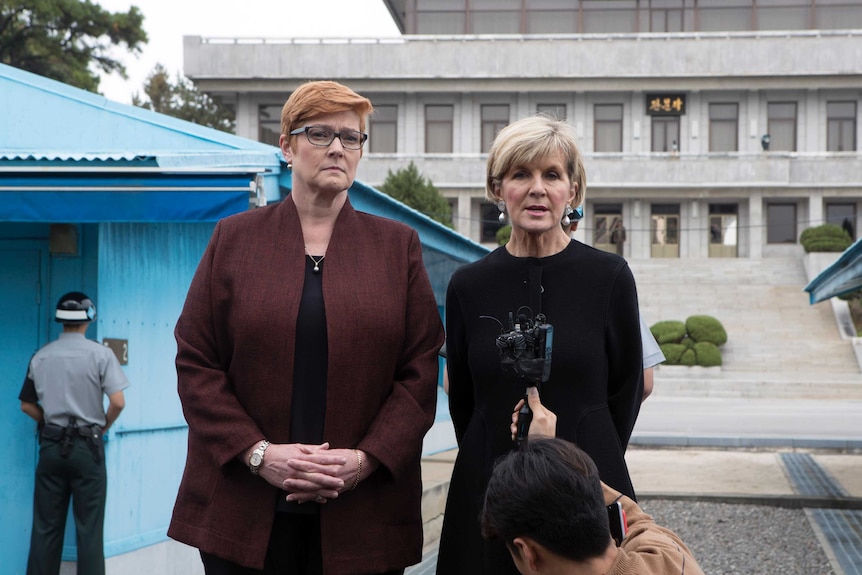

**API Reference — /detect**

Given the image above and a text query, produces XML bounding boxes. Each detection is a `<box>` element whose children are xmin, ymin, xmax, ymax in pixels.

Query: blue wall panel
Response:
<box><xmin>95</xmin><ymin>222</ymin><xmax>214</xmax><ymax>555</ymax></box>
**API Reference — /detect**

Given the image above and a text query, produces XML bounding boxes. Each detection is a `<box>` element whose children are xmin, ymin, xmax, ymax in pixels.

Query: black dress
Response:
<box><xmin>436</xmin><ymin>241</ymin><xmax>643</xmax><ymax>575</ymax></box>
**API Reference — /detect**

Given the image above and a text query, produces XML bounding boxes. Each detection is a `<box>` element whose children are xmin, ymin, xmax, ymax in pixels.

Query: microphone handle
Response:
<box><xmin>515</xmin><ymin>388</ymin><xmax>533</xmax><ymax>446</ymax></box>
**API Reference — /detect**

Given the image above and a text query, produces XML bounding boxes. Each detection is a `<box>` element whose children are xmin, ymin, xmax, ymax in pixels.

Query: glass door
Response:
<box><xmin>651</xmin><ymin>213</ymin><xmax>680</xmax><ymax>258</ymax></box>
<box><xmin>708</xmin><ymin>215</ymin><xmax>738</xmax><ymax>257</ymax></box>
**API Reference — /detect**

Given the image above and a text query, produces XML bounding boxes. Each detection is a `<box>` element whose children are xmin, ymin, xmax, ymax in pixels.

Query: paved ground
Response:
<box><xmin>412</xmin><ymin>445</ymin><xmax>862</xmax><ymax>575</ymax></box>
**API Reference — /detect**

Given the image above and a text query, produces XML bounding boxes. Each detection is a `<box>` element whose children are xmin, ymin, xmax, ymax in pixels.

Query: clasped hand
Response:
<box><xmin>257</xmin><ymin>442</ymin><xmax>364</xmax><ymax>504</ymax></box>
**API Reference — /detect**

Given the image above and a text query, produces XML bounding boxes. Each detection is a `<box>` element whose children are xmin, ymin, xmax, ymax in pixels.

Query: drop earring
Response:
<box><xmin>287</xmin><ymin>162</ymin><xmax>293</xmax><ymax>170</ymax></box>
<box><xmin>561</xmin><ymin>205</ymin><xmax>574</xmax><ymax>227</ymax></box>
<box><xmin>497</xmin><ymin>200</ymin><xmax>507</xmax><ymax>224</ymax></box>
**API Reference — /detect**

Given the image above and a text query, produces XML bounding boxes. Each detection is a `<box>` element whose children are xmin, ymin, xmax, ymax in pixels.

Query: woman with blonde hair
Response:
<box><xmin>437</xmin><ymin>115</ymin><xmax>643</xmax><ymax>575</ymax></box>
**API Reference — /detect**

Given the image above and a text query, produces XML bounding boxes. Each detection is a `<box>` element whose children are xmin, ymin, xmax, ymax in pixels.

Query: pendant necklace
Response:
<box><xmin>307</xmin><ymin>253</ymin><xmax>325</xmax><ymax>274</ymax></box>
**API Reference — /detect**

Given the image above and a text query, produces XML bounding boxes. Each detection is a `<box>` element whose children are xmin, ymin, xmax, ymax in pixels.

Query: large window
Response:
<box><xmin>698</xmin><ymin>0</ymin><xmax>752</xmax><ymax>31</ymax></box>
<box><xmin>647</xmin><ymin>0</ymin><xmax>686</xmax><ymax>32</ymax></box>
<box><xmin>480</xmin><ymin>201</ymin><xmax>505</xmax><ymax>243</ymax></box>
<box><xmin>709</xmin><ymin>103</ymin><xmax>738</xmax><ymax>152</ymax></box>
<box><xmin>757</xmin><ymin>0</ymin><xmax>809</xmax><ymax>30</ymax></box>
<box><xmin>767</xmin><ymin>203</ymin><xmax>797</xmax><ymax>244</ymax></box>
<box><xmin>826</xmin><ymin>203</ymin><xmax>856</xmax><ymax>240</ymax></box>
<box><xmin>258</xmin><ymin>105</ymin><xmax>282</xmax><ymax>146</ymax></box>
<box><xmin>425</xmin><ymin>105</ymin><xmax>454</xmax><ymax>153</ymax></box>
<box><xmin>651</xmin><ymin>204</ymin><xmax>680</xmax><ymax>258</ymax></box>
<box><xmin>537</xmin><ymin>103</ymin><xmax>567</xmax><ymax>121</ymax></box>
<box><xmin>817</xmin><ymin>0</ymin><xmax>862</xmax><ymax>29</ymax></box>
<box><xmin>594</xmin><ymin>104</ymin><xmax>623</xmax><ymax>152</ymax></box>
<box><xmin>582</xmin><ymin>0</ymin><xmax>637</xmax><ymax>33</ymax></box>
<box><xmin>409</xmin><ymin>0</ymin><xmax>862</xmax><ymax>36</ymax></box>
<box><xmin>481</xmin><ymin>105</ymin><xmax>510</xmax><ymax>153</ymax></box>
<box><xmin>709</xmin><ymin>204</ymin><xmax>738</xmax><ymax>257</ymax></box>
<box><xmin>767</xmin><ymin>102</ymin><xmax>797</xmax><ymax>152</ymax></box>
<box><xmin>827</xmin><ymin>101</ymin><xmax>856</xmax><ymax>152</ymax></box>
<box><xmin>526</xmin><ymin>0</ymin><xmax>578</xmax><ymax>33</ymax></box>
<box><xmin>369</xmin><ymin>105</ymin><xmax>397</xmax><ymax>154</ymax></box>
<box><xmin>470</xmin><ymin>0</ymin><xmax>520</xmax><ymax>33</ymax></box>
<box><xmin>416</xmin><ymin>0</ymin><xmax>466</xmax><ymax>33</ymax></box>
<box><xmin>652</xmin><ymin>117</ymin><xmax>680</xmax><ymax>153</ymax></box>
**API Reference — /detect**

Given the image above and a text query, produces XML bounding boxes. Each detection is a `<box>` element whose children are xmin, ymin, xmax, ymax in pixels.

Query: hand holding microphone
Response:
<box><xmin>510</xmin><ymin>386</ymin><xmax>557</xmax><ymax>441</ymax></box>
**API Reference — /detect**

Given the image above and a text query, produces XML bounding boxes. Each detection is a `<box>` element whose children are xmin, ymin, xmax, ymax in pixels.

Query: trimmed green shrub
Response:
<box><xmin>799</xmin><ymin>224</ymin><xmax>852</xmax><ymax>253</ymax></box>
<box><xmin>496</xmin><ymin>224</ymin><xmax>512</xmax><ymax>245</ymax></box>
<box><xmin>660</xmin><ymin>343</ymin><xmax>687</xmax><ymax>364</ymax></box>
<box><xmin>679</xmin><ymin>348</ymin><xmax>697</xmax><ymax>366</ymax></box>
<box><xmin>655</xmin><ymin>316</ymin><xmax>727</xmax><ymax>366</ymax></box>
<box><xmin>686</xmin><ymin>315</ymin><xmax>727</xmax><ymax>346</ymax></box>
<box><xmin>693</xmin><ymin>341</ymin><xmax>722</xmax><ymax>367</ymax></box>
<box><xmin>651</xmin><ymin>320</ymin><xmax>686</xmax><ymax>344</ymax></box>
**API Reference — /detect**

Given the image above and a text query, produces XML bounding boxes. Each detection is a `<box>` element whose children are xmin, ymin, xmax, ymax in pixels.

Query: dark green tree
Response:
<box><xmin>133</xmin><ymin>64</ymin><xmax>235</xmax><ymax>133</ymax></box>
<box><xmin>0</xmin><ymin>0</ymin><xmax>147</xmax><ymax>93</ymax></box>
<box><xmin>378</xmin><ymin>161</ymin><xmax>452</xmax><ymax>228</ymax></box>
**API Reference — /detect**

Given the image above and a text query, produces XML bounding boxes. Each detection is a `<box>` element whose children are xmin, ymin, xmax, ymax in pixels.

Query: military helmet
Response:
<box><xmin>55</xmin><ymin>292</ymin><xmax>97</xmax><ymax>324</ymax></box>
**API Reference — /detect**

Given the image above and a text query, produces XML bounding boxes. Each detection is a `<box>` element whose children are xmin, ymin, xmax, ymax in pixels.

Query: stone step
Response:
<box><xmin>653</xmin><ymin>366</ymin><xmax>862</xmax><ymax>399</ymax></box>
<box><xmin>629</xmin><ymin>257</ymin><xmax>860</xmax><ymax>376</ymax></box>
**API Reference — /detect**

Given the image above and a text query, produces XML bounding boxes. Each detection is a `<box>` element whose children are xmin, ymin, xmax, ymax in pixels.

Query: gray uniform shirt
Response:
<box><xmin>19</xmin><ymin>332</ymin><xmax>130</xmax><ymax>427</ymax></box>
<box><xmin>640</xmin><ymin>316</ymin><xmax>665</xmax><ymax>369</ymax></box>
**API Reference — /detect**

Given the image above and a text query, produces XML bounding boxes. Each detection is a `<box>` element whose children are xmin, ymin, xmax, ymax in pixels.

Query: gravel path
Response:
<box><xmin>641</xmin><ymin>499</ymin><xmax>836</xmax><ymax>575</ymax></box>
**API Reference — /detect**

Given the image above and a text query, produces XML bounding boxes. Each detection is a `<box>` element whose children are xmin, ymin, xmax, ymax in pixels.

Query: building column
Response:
<box><xmin>749</xmin><ymin>191</ymin><xmax>763</xmax><ymax>258</ymax></box>
<box><xmin>404</xmin><ymin>93</ymin><xmax>419</xmax><ymax>155</ymax></box>
<box><xmin>456</xmin><ymin>193</ymin><xmax>472</xmax><ymax>240</ymax></box>
<box><xmin>808</xmin><ymin>190</ymin><xmax>824</xmax><ymax>229</ymax></box>
<box><xmin>235</xmin><ymin>93</ymin><xmax>255</xmax><ymax>141</ymax></box>
<box><xmin>631</xmin><ymin>91</ymin><xmax>643</xmax><ymax>154</ymax></box>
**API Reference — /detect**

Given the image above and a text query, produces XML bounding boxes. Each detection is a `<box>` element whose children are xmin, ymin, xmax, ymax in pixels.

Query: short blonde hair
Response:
<box><xmin>280</xmin><ymin>80</ymin><xmax>373</xmax><ymax>136</ymax></box>
<box><xmin>486</xmin><ymin>115</ymin><xmax>586</xmax><ymax>208</ymax></box>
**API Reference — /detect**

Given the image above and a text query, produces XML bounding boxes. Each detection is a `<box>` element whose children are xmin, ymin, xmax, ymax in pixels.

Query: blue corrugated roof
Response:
<box><xmin>0</xmin><ymin>62</ymin><xmax>488</xmax><ymax>265</ymax></box>
<box><xmin>0</xmin><ymin>63</ymin><xmax>274</xmax><ymax>154</ymax></box>
<box><xmin>805</xmin><ymin>239</ymin><xmax>862</xmax><ymax>304</ymax></box>
<box><xmin>0</xmin><ymin>151</ymin><xmax>148</xmax><ymax>162</ymax></box>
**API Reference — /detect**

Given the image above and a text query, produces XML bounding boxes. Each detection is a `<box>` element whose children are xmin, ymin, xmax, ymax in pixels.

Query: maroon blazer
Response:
<box><xmin>168</xmin><ymin>197</ymin><xmax>444</xmax><ymax>573</ymax></box>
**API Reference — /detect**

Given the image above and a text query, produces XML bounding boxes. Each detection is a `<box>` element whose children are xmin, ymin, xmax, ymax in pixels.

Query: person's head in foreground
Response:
<box><xmin>481</xmin><ymin>437</ymin><xmax>615</xmax><ymax>575</ymax></box>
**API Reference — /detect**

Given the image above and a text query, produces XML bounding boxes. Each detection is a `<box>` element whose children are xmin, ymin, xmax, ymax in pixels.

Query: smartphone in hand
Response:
<box><xmin>607</xmin><ymin>501</ymin><xmax>627</xmax><ymax>546</ymax></box>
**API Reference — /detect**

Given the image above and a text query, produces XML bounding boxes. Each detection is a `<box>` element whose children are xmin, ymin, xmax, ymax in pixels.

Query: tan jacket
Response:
<box><xmin>604</xmin><ymin>484</ymin><xmax>706</xmax><ymax>575</ymax></box>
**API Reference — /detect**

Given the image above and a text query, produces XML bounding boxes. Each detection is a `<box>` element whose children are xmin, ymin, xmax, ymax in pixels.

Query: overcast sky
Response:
<box><xmin>96</xmin><ymin>0</ymin><xmax>401</xmax><ymax>103</ymax></box>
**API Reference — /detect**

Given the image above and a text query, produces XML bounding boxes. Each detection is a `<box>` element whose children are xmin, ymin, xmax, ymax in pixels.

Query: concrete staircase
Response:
<box><xmin>629</xmin><ymin>257</ymin><xmax>861</xmax><ymax>396</ymax></box>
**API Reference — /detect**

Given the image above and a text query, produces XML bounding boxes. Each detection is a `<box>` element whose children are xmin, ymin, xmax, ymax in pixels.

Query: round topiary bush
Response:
<box><xmin>693</xmin><ymin>341</ymin><xmax>722</xmax><ymax>367</ymax></box>
<box><xmin>660</xmin><ymin>343</ymin><xmax>687</xmax><ymax>364</ymax></box>
<box><xmin>651</xmin><ymin>320</ymin><xmax>686</xmax><ymax>345</ymax></box>
<box><xmin>799</xmin><ymin>223</ymin><xmax>852</xmax><ymax>253</ymax></box>
<box><xmin>679</xmin><ymin>348</ymin><xmax>697</xmax><ymax>366</ymax></box>
<box><xmin>686</xmin><ymin>315</ymin><xmax>727</xmax><ymax>346</ymax></box>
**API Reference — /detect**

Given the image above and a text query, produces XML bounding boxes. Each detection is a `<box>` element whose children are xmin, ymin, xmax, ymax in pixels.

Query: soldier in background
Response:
<box><xmin>19</xmin><ymin>292</ymin><xmax>129</xmax><ymax>575</ymax></box>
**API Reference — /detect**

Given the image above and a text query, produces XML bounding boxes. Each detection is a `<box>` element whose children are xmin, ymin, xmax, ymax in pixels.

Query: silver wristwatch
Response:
<box><xmin>248</xmin><ymin>440</ymin><xmax>271</xmax><ymax>475</ymax></box>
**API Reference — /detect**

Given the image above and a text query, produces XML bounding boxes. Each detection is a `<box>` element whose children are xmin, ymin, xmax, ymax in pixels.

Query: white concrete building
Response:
<box><xmin>184</xmin><ymin>0</ymin><xmax>862</xmax><ymax>257</ymax></box>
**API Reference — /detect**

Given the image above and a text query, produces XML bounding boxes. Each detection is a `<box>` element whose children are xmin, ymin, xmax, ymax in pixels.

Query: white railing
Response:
<box><xmin>196</xmin><ymin>28</ymin><xmax>862</xmax><ymax>46</ymax></box>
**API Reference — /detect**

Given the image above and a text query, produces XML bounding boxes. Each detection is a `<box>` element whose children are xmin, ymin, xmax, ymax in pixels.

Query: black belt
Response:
<box><xmin>40</xmin><ymin>420</ymin><xmax>102</xmax><ymax>460</ymax></box>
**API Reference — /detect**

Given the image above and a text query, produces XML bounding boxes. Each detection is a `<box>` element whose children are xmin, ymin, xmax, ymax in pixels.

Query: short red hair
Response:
<box><xmin>280</xmin><ymin>80</ymin><xmax>374</xmax><ymax>136</ymax></box>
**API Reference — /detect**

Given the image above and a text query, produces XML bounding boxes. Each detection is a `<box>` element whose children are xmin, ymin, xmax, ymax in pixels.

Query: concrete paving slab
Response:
<box><xmin>816</xmin><ymin>453</ymin><xmax>862</xmax><ymax>498</ymax></box>
<box><xmin>626</xmin><ymin>448</ymin><xmax>796</xmax><ymax>496</ymax></box>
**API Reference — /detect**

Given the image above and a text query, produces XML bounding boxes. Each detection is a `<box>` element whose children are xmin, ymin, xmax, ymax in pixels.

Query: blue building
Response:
<box><xmin>0</xmin><ymin>63</ymin><xmax>486</xmax><ymax>574</ymax></box>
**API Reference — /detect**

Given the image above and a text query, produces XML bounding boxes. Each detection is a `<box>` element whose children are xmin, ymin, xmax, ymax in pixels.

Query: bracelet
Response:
<box><xmin>351</xmin><ymin>449</ymin><xmax>363</xmax><ymax>491</ymax></box>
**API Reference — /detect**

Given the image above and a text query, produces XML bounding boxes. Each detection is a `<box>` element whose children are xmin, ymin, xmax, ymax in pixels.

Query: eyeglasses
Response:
<box><xmin>289</xmin><ymin>125</ymin><xmax>368</xmax><ymax>150</ymax></box>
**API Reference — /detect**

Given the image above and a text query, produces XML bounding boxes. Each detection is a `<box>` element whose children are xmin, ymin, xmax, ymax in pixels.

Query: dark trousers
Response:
<box><xmin>201</xmin><ymin>512</ymin><xmax>405</xmax><ymax>575</ymax></box>
<box><xmin>27</xmin><ymin>437</ymin><xmax>107</xmax><ymax>575</ymax></box>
